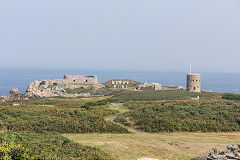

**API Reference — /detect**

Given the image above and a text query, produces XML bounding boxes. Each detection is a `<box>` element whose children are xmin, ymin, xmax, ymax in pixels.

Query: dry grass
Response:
<box><xmin>63</xmin><ymin>132</ymin><xmax>240</xmax><ymax>160</ymax></box>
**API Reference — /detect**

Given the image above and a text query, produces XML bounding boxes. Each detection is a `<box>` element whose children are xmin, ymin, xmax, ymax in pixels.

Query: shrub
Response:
<box><xmin>0</xmin><ymin>142</ymin><xmax>35</xmax><ymax>160</ymax></box>
<box><xmin>114</xmin><ymin>115</ymin><xmax>131</xmax><ymax>127</ymax></box>
<box><xmin>81</xmin><ymin>100</ymin><xmax>107</xmax><ymax>110</ymax></box>
<box><xmin>65</xmin><ymin>86</ymin><xmax>95</xmax><ymax>94</ymax></box>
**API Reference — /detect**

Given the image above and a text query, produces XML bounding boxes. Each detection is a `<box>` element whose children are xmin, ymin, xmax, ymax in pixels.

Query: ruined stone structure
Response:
<box><xmin>187</xmin><ymin>73</ymin><xmax>201</xmax><ymax>93</ymax></box>
<box><xmin>24</xmin><ymin>75</ymin><xmax>102</xmax><ymax>98</ymax></box>
<box><xmin>137</xmin><ymin>82</ymin><xmax>163</xmax><ymax>91</ymax></box>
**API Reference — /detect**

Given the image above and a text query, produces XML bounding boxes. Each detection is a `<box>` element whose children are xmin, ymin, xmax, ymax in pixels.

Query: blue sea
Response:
<box><xmin>0</xmin><ymin>68</ymin><xmax>240</xmax><ymax>96</ymax></box>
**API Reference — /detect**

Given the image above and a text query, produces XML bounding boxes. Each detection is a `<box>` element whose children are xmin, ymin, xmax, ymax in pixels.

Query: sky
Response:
<box><xmin>0</xmin><ymin>0</ymin><xmax>240</xmax><ymax>73</ymax></box>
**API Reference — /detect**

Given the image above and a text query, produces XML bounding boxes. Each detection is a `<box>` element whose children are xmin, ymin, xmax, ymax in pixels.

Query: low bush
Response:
<box><xmin>114</xmin><ymin>115</ymin><xmax>131</xmax><ymax>127</ymax></box>
<box><xmin>65</xmin><ymin>86</ymin><xmax>95</xmax><ymax>94</ymax></box>
<box><xmin>0</xmin><ymin>142</ymin><xmax>35</xmax><ymax>160</ymax></box>
<box><xmin>81</xmin><ymin>100</ymin><xmax>107</xmax><ymax>110</ymax></box>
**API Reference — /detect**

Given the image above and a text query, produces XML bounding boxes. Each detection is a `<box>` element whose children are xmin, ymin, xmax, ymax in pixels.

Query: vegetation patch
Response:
<box><xmin>65</xmin><ymin>86</ymin><xmax>95</xmax><ymax>94</ymax></box>
<box><xmin>115</xmin><ymin>100</ymin><xmax>240</xmax><ymax>132</ymax></box>
<box><xmin>108</xmin><ymin>90</ymin><xmax>218</xmax><ymax>102</ymax></box>
<box><xmin>0</xmin><ymin>101</ymin><xmax>129</xmax><ymax>134</ymax></box>
<box><xmin>222</xmin><ymin>93</ymin><xmax>240</xmax><ymax>100</ymax></box>
<box><xmin>0</xmin><ymin>132</ymin><xmax>112</xmax><ymax>160</ymax></box>
<box><xmin>109</xmin><ymin>103</ymin><xmax>129</xmax><ymax>113</ymax></box>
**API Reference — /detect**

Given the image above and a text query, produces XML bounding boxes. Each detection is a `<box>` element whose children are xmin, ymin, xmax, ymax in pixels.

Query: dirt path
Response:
<box><xmin>104</xmin><ymin>115</ymin><xmax>141</xmax><ymax>134</ymax></box>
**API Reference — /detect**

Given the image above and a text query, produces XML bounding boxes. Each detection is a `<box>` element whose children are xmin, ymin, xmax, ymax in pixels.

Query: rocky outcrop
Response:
<box><xmin>0</xmin><ymin>78</ymin><xmax>105</xmax><ymax>101</ymax></box>
<box><xmin>192</xmin><ymin>144</ymin><xmax>240</xmax><ymax>160</ymax></box>
<box><xmin>1</xmin><ymin>88</ymin><xmax>24</xmax><ymax>101</ymax></box>
<box><xmin>24</xmin><ymin>80</ymin><xmax>62</xmax><ymax>98</ymax></box>
<box><xmin>23</xmin><ymin>79</ymin><xmax>105</xmax><ymax>98</ymax></box>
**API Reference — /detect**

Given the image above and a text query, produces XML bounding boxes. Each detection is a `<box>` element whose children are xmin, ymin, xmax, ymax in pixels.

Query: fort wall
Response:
<box><xmin>64</xmin><ymin>75</ymin><xmax>98</xmax><ymax>84</ymax></box>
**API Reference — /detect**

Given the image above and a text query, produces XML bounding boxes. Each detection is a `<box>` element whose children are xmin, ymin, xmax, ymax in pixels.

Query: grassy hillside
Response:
<box><xmin>0</xmin><ymin>97</ymin><xmax>129</xmax><ymax>159</ymax></box>
<box><xmin>0</xmin><ymin>99</ymin><xmax>129</xmax><ymax>134</ymax></box>
<box><xmin>0</xmin><ymin>90</ymin><xmax>239</xmax><ymax>159</ymax></box>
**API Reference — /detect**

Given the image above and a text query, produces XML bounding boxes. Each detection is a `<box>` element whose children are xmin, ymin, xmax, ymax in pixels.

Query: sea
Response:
<box><xmin>0</xmin><ymin>68</ymin><xmax>240</xmax><ymax>96</ymax></box>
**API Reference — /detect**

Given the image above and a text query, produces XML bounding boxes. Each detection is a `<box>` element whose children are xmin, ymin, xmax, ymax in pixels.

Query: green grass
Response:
<box><xmin>109</xmin><ymin>103</ymin><xmax>129</xmax><ymax>113</ymax></box>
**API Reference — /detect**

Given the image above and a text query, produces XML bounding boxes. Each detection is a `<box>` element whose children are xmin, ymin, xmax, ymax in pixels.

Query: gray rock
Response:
<box><xmin>192</xmin><ymin>145</ymin><xmax>240</xmax><ymax>160</ymax></box>
<box><xmin>4</xmin><ymin>88</ymin><xmax>24</xmax><ymax>101</ymax></box>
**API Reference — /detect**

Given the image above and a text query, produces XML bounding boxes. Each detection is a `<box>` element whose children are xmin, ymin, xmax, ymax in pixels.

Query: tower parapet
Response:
<box><xmin>187</xmin><ymin>73</ymin><xmax>201</xmax><ymax>92</ymax></box>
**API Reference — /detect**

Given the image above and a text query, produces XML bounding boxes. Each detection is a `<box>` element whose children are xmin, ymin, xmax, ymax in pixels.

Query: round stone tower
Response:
<box><xmin>187</xmin><ymin>73</ymin><xmax>201</xmax><ymax>92</ymax></box>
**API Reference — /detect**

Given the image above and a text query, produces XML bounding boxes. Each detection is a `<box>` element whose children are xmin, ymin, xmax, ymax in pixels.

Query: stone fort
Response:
<box><xmin>24</xmin><ymin>75</ymin><xmax>100</xmax><ymax>98</ymax></box>
<box><xmin>63</xmin><ymin>75</ymin><xmax>98</xmax><ymax>84</ymax></box>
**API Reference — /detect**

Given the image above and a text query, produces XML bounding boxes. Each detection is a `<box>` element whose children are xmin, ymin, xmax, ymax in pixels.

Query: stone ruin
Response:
<box><xmin>192</xmin><ymin>144</ymin><xmax>240</xmax><ymax>160</ymax></box>
<box><xmin>136</xmin><ymin>82</ymin><xmax>163</xmax><ymax>90</ymax></box>
<box><xmin>23</xmin><ymin>75</ymin><xmax>104</xmax><ymax>98</ymax></box>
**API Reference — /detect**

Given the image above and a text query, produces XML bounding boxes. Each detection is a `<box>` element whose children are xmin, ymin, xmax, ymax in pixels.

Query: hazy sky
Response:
<box><xmin>0</xmin><ymin>0</ymin><xmax>240</xmax><ymax>73</ymax></box>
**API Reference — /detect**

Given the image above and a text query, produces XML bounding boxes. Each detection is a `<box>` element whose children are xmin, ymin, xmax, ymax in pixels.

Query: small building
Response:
<box><xmin>109</xmin><ymin>79</ymin><xmax>129</xmax><ymax>88</ymax></box>
<box><xmin>110</xmin><ymin>80</ymin><xmax>129</xmax><ymax>85</ymax></box>
<box><xmin>105</xmin><ymin>79</ymin><xmax>140</xmax><ymax>89</ymax></box>
<box><xmin>152</xmin><ymin>83</ymin><xmax>162</xmax><ymax>90</ymax></box>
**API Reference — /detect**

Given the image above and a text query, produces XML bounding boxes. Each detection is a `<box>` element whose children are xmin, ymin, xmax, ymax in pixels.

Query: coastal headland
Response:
<box><xmin>1</xmin><ymin>74</ymin><xmax>240</xmax><ymax>159</ymax></box>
